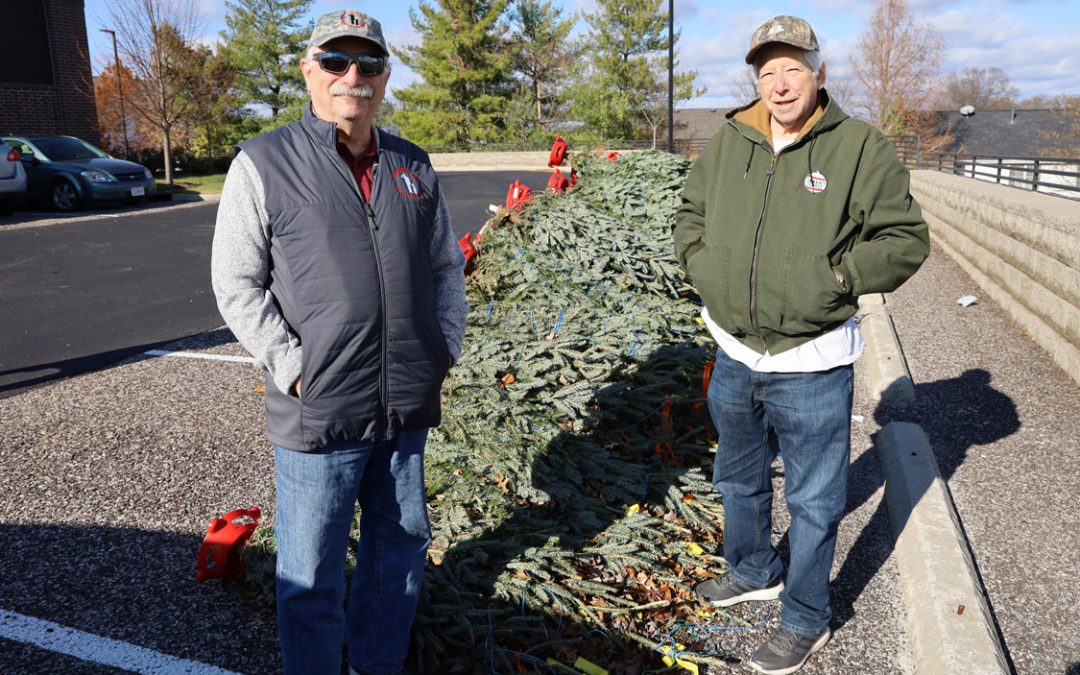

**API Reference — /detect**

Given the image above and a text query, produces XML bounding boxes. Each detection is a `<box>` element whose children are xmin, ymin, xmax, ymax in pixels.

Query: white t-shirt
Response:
<box><xmin>702</xmin><ymin>306</ymin><xmax>864</xmax><ymax>373</ymax></box>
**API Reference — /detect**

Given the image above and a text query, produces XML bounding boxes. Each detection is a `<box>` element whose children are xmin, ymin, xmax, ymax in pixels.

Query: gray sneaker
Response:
<box><xmin>749</xmin><ymin>626</ymin><xmax>831</xmax><ymax>674</ymax></box>
<box><xmin>694</xmin><ymin>574</ymin><xmax>784</xmax><ymax>607</ymax></box>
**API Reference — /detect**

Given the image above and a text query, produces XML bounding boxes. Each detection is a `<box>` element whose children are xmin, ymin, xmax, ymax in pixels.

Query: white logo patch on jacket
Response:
<box><xmin>804</xmin><ymin>171</ymin><xmax>827</xmax><ymax>194</ymax></box>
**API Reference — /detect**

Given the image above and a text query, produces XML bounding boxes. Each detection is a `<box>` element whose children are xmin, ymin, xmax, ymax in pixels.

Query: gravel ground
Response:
<box><xmin>0</xmin><ymin>329</ymin><xmax>281</xmax><ymax>674</ymax></box>
<box><xmin>880</xmin><ymin>242</ymin><xmax>1080</xmax><ymax>675</ymax></box>
<box><xmin>0</xmin><ymin>321</ymin><xmax>910</xmax><ymax>674</ymax></box>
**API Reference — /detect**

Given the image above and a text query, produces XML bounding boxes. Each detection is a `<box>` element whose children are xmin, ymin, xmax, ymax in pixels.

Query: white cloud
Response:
<box><xmin>927</xmin><ymin>6</ymin><xmax>1080</xmax><ymax>100</ymax></box>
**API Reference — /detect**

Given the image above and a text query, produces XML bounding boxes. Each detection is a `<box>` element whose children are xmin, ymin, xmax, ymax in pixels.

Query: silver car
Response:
<box><xmin>0</xmin><ymin>139</ymin><xmax>27</xmax><ymax>216</ymax></box>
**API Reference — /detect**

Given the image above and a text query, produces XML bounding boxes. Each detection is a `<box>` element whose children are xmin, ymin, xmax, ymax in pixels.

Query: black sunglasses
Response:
<box><xmin>313</xmin><ymin>51</ymin><xmax>388</xmax><ymax>76</ymax></box>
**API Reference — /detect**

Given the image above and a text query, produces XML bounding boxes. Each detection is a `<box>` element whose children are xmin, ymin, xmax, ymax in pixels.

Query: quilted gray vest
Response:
<box><xmin>239</xmin><ymin>106</ymin><xmax>450</xmax><ymax>451</ymax></box>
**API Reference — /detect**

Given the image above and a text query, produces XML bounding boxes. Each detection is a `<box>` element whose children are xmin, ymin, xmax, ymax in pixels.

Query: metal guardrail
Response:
<box><xmin>890</xmin><ymin>136</ymin><xmax>1080</xmax><ymax>200</ymax></box>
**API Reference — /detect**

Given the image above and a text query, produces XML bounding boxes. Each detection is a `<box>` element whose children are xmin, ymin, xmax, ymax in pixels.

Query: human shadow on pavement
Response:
<box><xmin>830</xmin><ymin>369</ymin><xmax>1019</xmax><ymax>652</ymax></box>
<box><xmin>0</xmin><ymin>523</ymin><xmax>279</xmax><ymax>674</ymax></box>
<box><xmin>412</xmin><ymin>342</ymin><xmax>726</xmax><ymax>673</ymax></box>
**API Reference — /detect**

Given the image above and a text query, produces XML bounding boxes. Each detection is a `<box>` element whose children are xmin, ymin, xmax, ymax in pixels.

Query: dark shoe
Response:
<box><xmin>749</xmin><ymin>626</ymin><xmax>831</xmax><ymax>674</ymax></box>
<box><xmin>694</xmin><ymin>574</ymin><xmax>783</xmax><ymax>607</ymax></box>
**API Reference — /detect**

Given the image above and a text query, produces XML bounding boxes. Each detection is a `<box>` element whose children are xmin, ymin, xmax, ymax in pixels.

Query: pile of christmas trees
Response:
<box><xmin>247</xmin><ymin>150</ymin><xmax>752</xmax><ymax>672</ymax></box>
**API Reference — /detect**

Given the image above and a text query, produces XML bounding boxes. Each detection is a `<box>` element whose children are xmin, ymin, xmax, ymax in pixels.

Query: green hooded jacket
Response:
<box><xmin>674</xmin><ymin>92</ymin><xmax>930</xmax><ymax>356</ymax></box>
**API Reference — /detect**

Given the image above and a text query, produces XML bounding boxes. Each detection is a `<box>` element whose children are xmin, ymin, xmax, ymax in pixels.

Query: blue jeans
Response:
<box><xmin>274</xmin><ymin>430</ymin><xmax>431</xmax><ymax>675</ymax></box>
<box><xmin>707</xmin><ymin>349</ymin><xmax>853</xmax><ymax>635</ymax></box>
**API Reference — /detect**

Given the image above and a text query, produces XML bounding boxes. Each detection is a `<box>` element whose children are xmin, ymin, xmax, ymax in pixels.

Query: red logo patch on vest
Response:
<box><xmin>804</xmin><ymin>171</ymin><xmax>827</xmax><ymax>194</ymax></box>
<box><xmin>393</xmin><ymin>168</ymin><xmax>423</xmax><ymax>199</ymax></box>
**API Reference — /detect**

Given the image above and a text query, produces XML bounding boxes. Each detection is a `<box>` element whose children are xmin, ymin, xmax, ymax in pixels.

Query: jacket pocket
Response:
<box><xmin>779</xmin><ymin>248</ymin><xmax>848</xmax><ymax>332</ymax></box>
<box><xmin>688</xmin><ymin>244</ymin><xmax>733</xmax><ymax>326</ymax></box>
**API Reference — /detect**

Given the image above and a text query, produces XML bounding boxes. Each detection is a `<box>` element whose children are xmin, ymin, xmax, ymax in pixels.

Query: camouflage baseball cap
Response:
<box><xmin>745</xmin><ymin>15</ymin><xmax>819</xmax><ymax>64</ymax></box>
<box><xmin>308</xmin><ymin>9</ymin><xmax>388</xmax><ymax>56</ymax></box>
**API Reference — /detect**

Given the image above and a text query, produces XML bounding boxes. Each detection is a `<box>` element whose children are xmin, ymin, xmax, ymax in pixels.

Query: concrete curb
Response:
<box><xmin>862</xmin><ymin>294</ymin><xmax>1010</xmax><ymax>674</ymax></box>
<box><xmin>876</xmin><ymin>422</ymin><xmax>1010</xmax><ymax>674</ymax></box>
<box><xmin>857</xmin><ymin>293</ymin><xmax>914</xmax><ymax>403</ymax></box>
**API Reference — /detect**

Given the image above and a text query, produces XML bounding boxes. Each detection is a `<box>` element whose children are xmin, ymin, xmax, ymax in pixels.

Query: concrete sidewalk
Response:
<box><xmin>878</xmin><ymin>242</ymin><xmax>1080</xmax><ymax>674</ymax></box>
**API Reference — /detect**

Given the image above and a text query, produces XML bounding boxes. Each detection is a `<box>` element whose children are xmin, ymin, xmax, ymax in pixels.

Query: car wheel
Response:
<box><xmin>50</xmin><ymin>180</ymin><xmax>80</xmax><ymax>212</ymax></box>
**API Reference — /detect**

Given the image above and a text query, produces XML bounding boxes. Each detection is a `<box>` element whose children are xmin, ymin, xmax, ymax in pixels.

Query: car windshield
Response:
<box><xmin>31</xmin><ymin>137</ymin><xmax>108</xmax><ymax>162</ymax></box>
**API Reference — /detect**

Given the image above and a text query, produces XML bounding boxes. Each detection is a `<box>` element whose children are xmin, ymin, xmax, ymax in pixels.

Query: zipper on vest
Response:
<box><xmin>363</xmin><ymin>199</ymin><xmax>390</xmax><ymax>425</ymax></box>
<box><xmin>749</xmin><ymin>149</ymin><xmax>777</xmax><ymax>339</ymax></box>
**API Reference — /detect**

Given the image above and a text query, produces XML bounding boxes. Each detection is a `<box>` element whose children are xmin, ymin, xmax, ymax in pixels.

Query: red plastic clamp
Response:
<box><xmin>548</xmin><ymin>136</ymin><xmax>568</xmax><ymax>167</ymax></box>
<box><xmin>505</xmin><ymin>180</ymin><xmax>533</xmax><ymax>209</ymax></box>
<box><xmin>195</xmin><ymin>507</ymin><xmax>261</xmax><ymax>582</ymax></box>
<box><xmin>546</xmin><ymin>169</ymin><xmax>569</xmax><ymax>194</ymax></box>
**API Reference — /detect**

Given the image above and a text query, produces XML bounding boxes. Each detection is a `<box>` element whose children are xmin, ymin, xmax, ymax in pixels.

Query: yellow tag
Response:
<box><xmin>694</xmin><ymin>317</ymin><xmax>705</xmax><ymax>325</ymax></box>
<box><xmin>660</xmin><ymin>644</ymin><xmax>700</xmax><ymax>674</ymax></box>
<box><xmin>685</xmin><ymin>542</ymin><xmax>704</xmax><ymax>556</ymax></box>
<box><xmin>625</xmin><ymin>503</ymin><xmax>640</xmax><ymax>515</ymax></box>
<box><xmin>574</xmin><ymin>657</ymin><xmax>609</xmax><ymax>675</ymax></box>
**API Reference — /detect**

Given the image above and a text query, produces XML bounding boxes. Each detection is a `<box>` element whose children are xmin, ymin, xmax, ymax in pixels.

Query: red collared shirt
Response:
<box><xmin>336</xmin><ymin>134</ymin><xmax>378</xmax><ymax>202</ymax></box>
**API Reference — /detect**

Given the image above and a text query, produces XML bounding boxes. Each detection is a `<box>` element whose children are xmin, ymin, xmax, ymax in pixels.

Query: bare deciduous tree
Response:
<box><xmin>728</xmin><ymin>66</ymin><xmax>758</xmax><ymax>107</ymax></box>
<box><xmin>849</xmin><ymin>0</ymin><xmax>943</xmax><ymax>135</ymax></box>
<box><xmin>107</xmin><ymin>0</ymin><xmax>204</xmax><ymax>184</ymax></box>
<box><xmin>936</xmin><ymin>67</ymin><xmax>1018</xmax><ymax>111</ymax></box>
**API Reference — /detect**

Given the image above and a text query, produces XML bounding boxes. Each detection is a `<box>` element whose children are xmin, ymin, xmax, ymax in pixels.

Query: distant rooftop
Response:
<box><xmin>672</xmin><ymin>108</ymin><xmax>731</xmax><ymax>141</ymax></box>
<box><xmin>933</xmin><ymin>109</ymin><xmax>1078</xmax><ymax>158</ymax></box>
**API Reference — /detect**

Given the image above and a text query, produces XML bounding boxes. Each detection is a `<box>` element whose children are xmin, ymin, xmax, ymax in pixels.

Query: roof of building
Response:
<box><xmin>934</xmin><ymin>109</ymin><xmax>1078</xmax><ymax>158</ymax></box>
<box><xmin>672</xmin><ymin>108</ymin><xmax>732</xmax><ymax>140</ymax></box>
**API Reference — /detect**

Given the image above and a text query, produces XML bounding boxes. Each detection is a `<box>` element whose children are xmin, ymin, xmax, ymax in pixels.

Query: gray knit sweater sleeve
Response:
<box><xmin>432</xmin><ymin>186</ymin><xmax>469</xmax><ymax>362</ymax></box>
<box><xmin>211</xmin><ymin>151</ymin><xmax>302</xmax><ymax>394</ymax></box>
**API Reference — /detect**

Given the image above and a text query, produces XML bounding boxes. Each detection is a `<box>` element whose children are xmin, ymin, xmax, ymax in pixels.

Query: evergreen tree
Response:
<box><xmin>180</xmin><ymin>44</ymin><xmax>244</xmax><ymax>162</ymax></box>
<box><xmin>507</xmin><ymin>0</ymin><xmax>579</xmax><ymax>135</ymax></box>
<box><xmin>570</xmin><ymin>0</ymin><xmax>701</xmax><ymax>141</ymax></box>
<box><xmin>221</xmin><ymin>0</ymin><xmax>312</xmax><ymax>127</ymax></box>
<box><xmin>392</xmin><ymin>0</ymin><xmax>513</xmax><ymax>146</ymax></box>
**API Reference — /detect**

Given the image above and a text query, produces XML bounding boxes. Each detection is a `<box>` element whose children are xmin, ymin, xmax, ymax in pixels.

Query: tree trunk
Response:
<box><xmin>535</xmin><ymin>78</ymin><xmax>542</xmax><ymax>126</ymax></box>
<box><xmin>162</xmin><ymin>124</ymin><xmax>173</xmax><ymax>185</ymax></box>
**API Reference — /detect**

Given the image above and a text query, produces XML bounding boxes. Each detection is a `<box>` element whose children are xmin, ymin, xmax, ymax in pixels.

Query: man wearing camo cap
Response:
<box><xmin>212</xmin><ymin>8</ymin><xmax>467</xmax><ymax>675</ymax></box>
<box><xmin>675</xmin><ymin>15</ymin><xmax>928</xmax><ymax>674</ymax></box>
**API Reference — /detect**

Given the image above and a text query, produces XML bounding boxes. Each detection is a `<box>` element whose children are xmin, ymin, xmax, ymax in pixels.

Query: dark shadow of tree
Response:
<box><xmin>829</xmin><ymin>368</ymin><xmax>1019</xmax><ymax>669</ymax></box>
<box><xmin>411</xmin><ymin>341</ymin><xmax>736</xmax><ymax>673</ymax></box>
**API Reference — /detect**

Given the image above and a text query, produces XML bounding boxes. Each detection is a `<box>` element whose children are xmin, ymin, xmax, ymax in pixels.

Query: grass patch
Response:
<box><xmin>156</xmin><ymin>173</ymin><xmax>227</xmax><ymax>195</ymax></box>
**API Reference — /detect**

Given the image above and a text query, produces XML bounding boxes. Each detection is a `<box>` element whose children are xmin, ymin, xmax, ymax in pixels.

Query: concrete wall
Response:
<box><xmin>910</xmin><ymin>170</ymin><xmax>1080</xmax><ymax>386</ymax></box>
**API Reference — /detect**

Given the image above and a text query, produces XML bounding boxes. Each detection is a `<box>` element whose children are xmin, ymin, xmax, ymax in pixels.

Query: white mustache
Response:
<box><xmin>330</xmin><ymin>83</ymin><xmax>374</xmax><ymax>98</ymax></box>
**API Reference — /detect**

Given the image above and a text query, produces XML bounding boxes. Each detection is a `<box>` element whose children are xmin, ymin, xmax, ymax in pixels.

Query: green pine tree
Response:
<box><xmin>570</xmin><ymin>0</ymin><xmax>702</xmax><ymax>142</ymax></box>
<box><xmin>508</xmin><ymin>0</ymin><xmax>579</xmax><ymax>134</ymax></box>
<box><xmin>221</xmin><ymin>0</ymin><xmax>313</xmax><ymax>130</ymax></box>
<box><xmin>391</xmin><ymin>0</ymin><xmax>513</xmax><ymax>147</ymax></box>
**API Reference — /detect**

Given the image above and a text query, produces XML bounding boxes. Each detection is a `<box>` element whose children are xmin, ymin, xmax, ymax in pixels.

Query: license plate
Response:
<box><xmin>131</xmin><ymin>186</ymin><xmax>145</xmax><ymax>197</ymax></box>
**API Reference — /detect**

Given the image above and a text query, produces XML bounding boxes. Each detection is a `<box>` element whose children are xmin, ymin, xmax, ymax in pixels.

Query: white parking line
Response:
<box><xmin>143</xmin><ymin>349</ymin><xmax>255</xmax><ymax>364</ymax></box>
<box><xmin>0</xmin><ymin>609</ymin><xmax>241</xmax><ymax>674</ymax></box>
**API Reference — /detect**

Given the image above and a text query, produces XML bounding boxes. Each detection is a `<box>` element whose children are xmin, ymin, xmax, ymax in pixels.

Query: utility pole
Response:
<box><xmin>100</xmin><ymin>28</ymin><xmax>130</xmax><ymax>159</ymax></box>
<box><xmin>667</xmin><ymin>0</ymin><xmax>674</xmax><ymax>153</ymax></box>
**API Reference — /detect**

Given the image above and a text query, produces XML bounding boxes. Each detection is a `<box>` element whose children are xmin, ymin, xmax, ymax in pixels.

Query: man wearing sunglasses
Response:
<box><xmin>211</xmin><ymin>9</ymin><xmax>468</xmax><ymax>675</ymax></box>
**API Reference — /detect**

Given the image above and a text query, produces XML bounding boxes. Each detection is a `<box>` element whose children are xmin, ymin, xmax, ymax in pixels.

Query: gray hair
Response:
<box><xmin>753</xmin><ymin>49</ymin><xmax>823</xmax><ymax>79</ymax></box>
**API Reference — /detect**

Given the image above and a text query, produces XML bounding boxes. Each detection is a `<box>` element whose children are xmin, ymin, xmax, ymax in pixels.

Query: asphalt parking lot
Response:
<box><xmin>0</xmin><ymin>172</ymin><xmax>544</xmax><ymax>399</ymax></box>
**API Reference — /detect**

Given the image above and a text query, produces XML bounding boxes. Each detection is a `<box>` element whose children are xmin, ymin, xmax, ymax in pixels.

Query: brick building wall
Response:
<box><xmin>0</xmin><ymin>0</ymin><xmax>100</xmax><ymax>143</ymax></box>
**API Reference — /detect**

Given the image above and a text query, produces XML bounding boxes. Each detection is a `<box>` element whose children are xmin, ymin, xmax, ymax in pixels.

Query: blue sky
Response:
<box><xmin>83</xmin><ymin>0</ymin><xmax>1080</xmax><ymax>109</ymax></box>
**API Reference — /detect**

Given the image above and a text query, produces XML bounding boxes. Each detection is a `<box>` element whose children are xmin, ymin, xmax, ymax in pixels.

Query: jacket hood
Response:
<box><xmin>726</xmin><ymin>89</ymin><xmax>848</xmax><ymax>146</ymax></box>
